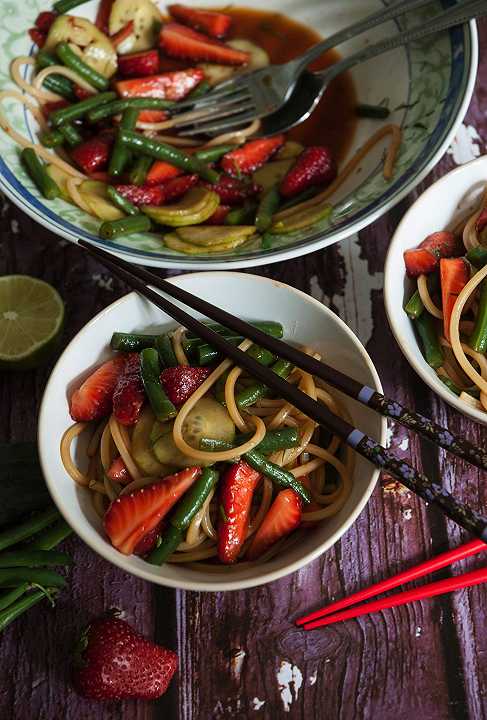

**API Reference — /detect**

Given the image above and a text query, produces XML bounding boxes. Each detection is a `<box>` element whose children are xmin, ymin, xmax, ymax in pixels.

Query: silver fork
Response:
<box><xmin>167</xmin><ymin>0</ymin><xmax>482</xmax><ymax>137</ymax></box>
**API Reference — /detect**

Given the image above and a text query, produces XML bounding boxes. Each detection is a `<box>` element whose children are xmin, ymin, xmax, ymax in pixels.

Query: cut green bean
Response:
<box><xmin>0</xmin><ymin>568</ymin><xmax>66</xmax><ymax>588</ymax></box>
<box><xmin>59</xmin><ymin>123</ymin><xmax>82</xmax><ymax>147</ymax></box>
<box><xmin>111</xmin><ymin>332</ymin><xmax>158</xmax><ymax>352</ymax></box>
<box><xmin>467</xmin><ymin>246</ymin><xmax>487</xmax><ymax>268</ymax></box>
<box><xmin>170</xmin><ymin>468</ymin><xmax>219</xmax><ymax>530</ymax></box>
<box><xmin>129</xmin><ymin>155</ymin><xmax>153</xmax><ymax>185</ymax></box>
<box><xmin>244</xmin><ymin>449</ymin><xmax>311</xmax><ymax>503</ymax></box>
<box><xmin>225</xmin><ymin>201</ymin><xmax>257</xmax><ymax>226</ymax></box>
<box><xmin>156</xmin><ymin>334</ymin><xmax>178</xmax><ymax>367</ymax></box>
<box><xmin>147</xmin><ymin>525</ymin><xmax>183</xmax><ymax>565</ymax></box>
<box><xmin>118</xmin><ymin>130</ymin><xmax>219</xmax><ymax>183</ymax></box>
<box><xmin>193</xmin><ymin>144</ymin><xmax>235</xmax><ymax>162</ymax></box>
<box><xmin>187</xmin><ymin>80</ymin><xmax>211</xmax><ymax>100</ymax></box>
<box><xmin>140</xmin><ymin>348</ymin><xmax>177</xmax><ymax>422</ymax></box>
<box><xmin>0</xmin><ymin>507</ymin><xmax>60</xmax><ymax>552</ymax></box>
<box><xmin>256</xmin><ymin>185</ymin><xmax>280</xmax><ymax>232</ymax></box>
<box><xmin>0</xmin><ymin>550</ymin><xmax>72</xmax><ymax>568</ymax></box>
<box><xmin>414</xmin><ymin>312</ymin><xmax>444</xmax><ymax>369</ymax></box>
<box><xmin>56</xmin><ymin>42</ymin><xmax>109</xmax><ymax>91</ymax></box>
<box><xmin>200</xmin><ymin>427</ymin><xmax>300</xmax><ymax>455</ymax></box>
<box><xmin>107</xmin><ymin>186</ymin><xmax>139</xmax><ymax>216</ymax></box>
<box><xmin>108</xmin><ymin>108</ymin><xmax>140</xmax><ymax>178</ymax></box>
<box><xmin>21</xmin><ymin>149</ymin><xmax>60</xmax><ymax>200</ymax></box>
<box><xmin>89</xmin><ymin>98</ymin><xmax>174</xmax><ymax>124</ymax></box>
<box><xmin>99</xmin><ymin>214</ymin><xmax>151</xmax><ymax>240</ymax></box>
<box><xmin>356</xmin><ymin>103</ymin><xmax>391</xmax><ymax>119</ymax></box>
<box><xmin>49</xmin><ymin>91</ymin><xmax>116</xmax><ymax>127</ymax></box>
<box><xmin>42</xmin><ymin>74</ymin><xmax>76</xmax><ymax>100</ymax></box>
<box><xmin>54</xmin><ymin>0</ymin><xmax>90</xmax><ymax>13</ymax></box>
<box><xmin>36</xmin><ymin>51</ymin><xmax>58</xmax><ymax>70</ymax></box>
<box><xmin>39</xmin><ymin>130</ymin><xmax>65</xmax><ymax>148</ymax></box>
<box><xmin>469</xmin><ymin>278</ymin><xmax>487</xmax><ymax>353</ymax></box>
<box><xmin>28</xmin><ymin>519</ymin><xmax>72</xmax><ymax>551</ymax></box>
<box><xmin>0</xmin><ymin>589</ymin><xmax>55</xmax><ymax>632</ymax></box>
<box><xmin>404</xmin><ymin>289</ymin><xmax>424</xmax><ymax>319</ymax></box>
<box><xmin>237</xmin><ymin>359</ymin><xmax>293</xmax><ymax>409</ymax></box>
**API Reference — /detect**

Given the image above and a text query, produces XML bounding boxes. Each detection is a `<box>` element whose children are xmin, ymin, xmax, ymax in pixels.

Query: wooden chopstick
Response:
<box><xmin>78</xmin><ymin>240</ymin><xmax>487</xmax><ymax>541</ymax></box>
<box><xmin>77</xmin><ymin>242</ymin><xmax>487</xmax><ymax>475</ymax></box>
<box><xmin>296</xmin><ymin>538</ymin><xmax>486</xmax><ymax>627</ymax></box>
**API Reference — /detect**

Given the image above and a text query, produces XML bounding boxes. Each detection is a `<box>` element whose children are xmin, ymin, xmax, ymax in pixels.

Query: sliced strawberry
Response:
<box><xmin>70</xmin><ymin>357</ymin><xmax>126</xmax><ymax>422</ymax></box>
<box><xmin>133</xmin><ymin>522</ymin><xmax>163</xmax><ymax>556</ymax></box>
<box><xmin>73</xmin><ymin>85</ymin><xmax>93</xmax><ymax>101</ymax></box>
<box><xmin>104</xmin><ymin>467</ymin><xmax>201</xmax><ymax>555</ymax></box>
<box><xmin>280</xmin><ymin>146</ymin><xmax>336</xmax><ymax>198</ymax></box>
<box><xmin>440</xmin><ymin>257</ymin><xmax>470</xmax><ymax>341</ymax></box>
<box><xmin>95</xmin><ymin>0</ymin><xmax>113</xmax><ymax>34</ymax></box>
<box><xmin>218</xmin><ymin>461</ymin><xmax>262</xmax><ymax>564</ymax></box>
<box><xmin>42</xmin><ymin>99</ymin><xmax>70</xmax><ymax>117</ymax></box>
<box><xmin>247</xmin><ymin>489</ymin><xmax>301</xmax><ymax>560</ymax></box>
<box><xmin>476</xmin><ymin>207</ymin><xmax>487</xmax><ymax>236</ymax></box>
<box><xmin>28</xmin><ymin>27</ymin><xmax>46</xmax><ymax>47</ymax></box>
<box><xmin>205</xmin><ymin>175</ymin><xmax>261</xmax><ymax>205</ymax></box>
<box><xmin>35</xmin><ymin>11</ymin><xmax>57</xmax><ymax>33</ymax></box>
<box><xmin>107</xmin><ymin>456</ymin><xmax>132</xmax><ymax>485</ymax></box>
<box><xmin>162</xmin><ymin>174</ymin><xmax>198</xmax><ymax>202</ymax></box>
<box><xmin>111</xmin><ymin>20</ymin><xmax>135</xmax><ymax>52</ymax></box>
<box><xmin>403</xmin><ymin>248</ymin><xmax>438</xmax><ymax>277</ymax></box>
<box><xmin>160</xmin><ymin>23</ymin><xmax>249</xmax><ymax>66</ymax></box>
<box><xmin>168</xmin><ymin>5</ymin><xmax>232</xmax><ymax>39</ymax></box>
<box><xmin>118</xmin><ymin>49</ymin><xmax>160</xmax><ymax>77</ymax></box>
<box><xmin>221</xmin><ymin>135</ymin><xmax>285</xmax><ymax>176</ymax></box>
<box><xmin>204</xmin><ymin>204</ymin><xmax>231</xmax><ymax>225</ymax></box>
<box><xmin>112</xmin><ymin>184</ymin><xmax>166</xmax><ymax>206</ymax></box>
<box><xmin>112</xmin><ymin>353</ymin><xmax>145</xmax><ymax>426</ymax></box>
<box><xmin>159</xmin><ymin>365</ymin><xmax>211</xmax><ymax>406</ymax></box>
<box><xmin>146</xmin><ymin>160</ymin><xmax>183</xmax><ymax>186</ymax></box>
<box><xmin>419</xmin><ymin>231</ymin><xmax>463</xmax><ymax>259</ymax></box>
<box><xmin>70</xmin><ymin>136</ymin><xmax>113</xmax><ymax>174</ymax></box>
<box><xmin>116</xmin><ymin>69</ymin><xmax>204</xmax><ymax>102</ymax></box>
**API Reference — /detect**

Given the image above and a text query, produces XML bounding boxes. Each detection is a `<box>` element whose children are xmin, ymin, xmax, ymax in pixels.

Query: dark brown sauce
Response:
<box><xmin>224</xmin><ymin>8</ymin><xmax>357</xmax><ymax>163</ymax></box>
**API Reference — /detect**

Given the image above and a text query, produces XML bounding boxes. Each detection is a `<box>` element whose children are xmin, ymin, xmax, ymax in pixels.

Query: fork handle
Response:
<box><xmin>317</xmin><ymin>0</ymin><xmax>483</xmax><ymax>83</ymax></box>
<box><xmin>291</xmin><ymin>0</ymin><xmax>439</xmax><ymax>72</ymax></box>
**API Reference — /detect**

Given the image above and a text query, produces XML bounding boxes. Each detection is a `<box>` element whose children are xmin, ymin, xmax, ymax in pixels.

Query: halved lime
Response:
<box><xmin>0</xmin><ymin>275</ymin><xmax>64</xmax><ymax>370</ymax></box>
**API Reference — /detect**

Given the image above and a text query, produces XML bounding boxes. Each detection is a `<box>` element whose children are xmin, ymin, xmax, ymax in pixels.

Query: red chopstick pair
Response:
<box><xmin>296</xmin><ymin>539</ymin><xmax>486</xmax><ymax>630</ymax></box>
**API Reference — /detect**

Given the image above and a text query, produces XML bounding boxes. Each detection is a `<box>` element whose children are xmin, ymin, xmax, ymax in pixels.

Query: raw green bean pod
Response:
<box><xmin>244</xmin><ymin>450</ymin><xmax>311</xmax><ymax>503</ymax></box>
<box><xmin>0</xmin><ymin>568</ymin><xmax>66</xmax><ymax>588</ymax></box>
<box><xmin>21</xmin><ymin>149</ymin><xmax>60</xmax><ymax>200</ymax></box>
<box><xmin>49</xmin><ymin>91</ymin><xmax>116</xmax><ymax>127</ymax></box>
<box><xmin>108</xmin><ymin>107</ymin><xmax>140</xmax><ymax>178</ymax></box>
<box><xmin>59</xmin><ymin>123</ymin><xmax>82</xmax><ymax>147</ymax></box>
<box><xmin>0</xmin><ymin>589</ymin><xmax>56</xmax><ymax>632</ymax></box>
<box><xmin>170</xmin><ymin>469</ymin><xmax>218</xmax><ymax>530</ymax></box>
<box><xmin>111</xmin><ymin>332</ymin><xmax>158</xmax><ymax>352</ymax></box>
<box><xmin>89</xmin><ymin>98</ymin><xmax>174</xmax><ymax>123</ymax></box>
<box><xmin>414</xmin><ymin>312</ymin><xmax>444</xmax><ymax>369</ymax></box>
<box><xmin>0</xmin><ymin>550</ymin><xmax>72</xmax><ymax>568</ymax></box>
<box><xmin>236</xmin><ymin>359</ymin><xmax>293</xmax><ymax>409</ymax></box>
<box><xmin>99</xmin><ymin>214</ymin><xmax>151</xmax><ymax>240</ymax></box>
<box><xmin>140</xmin><ymin>348</ymin><xmax>177</xmax><ymax>422</ymax></box>
<box><xmin>147</xmin><ymin>525</ymin><xmax>183</xmax><ymax>565</ymax></box>
<box><xmin>106</xmin><ymin>186</ymin><xmax>139</xmax><ymax>216</ymax></box>
<box><xmin>193</xmin><ymin>144</ymin><xmax>235</xmax><ymax>162</ymax></box>
<box><xmin>0</xmin><ymin>506</ymin><xmax>60</xmax><ymax>552</ymax></box>
<box><xmin>129</xmin><ymin>155</ymin><xmax>153</xmax><ymax>186</ymax></box>
<box><xmin>56</xmin><ymin>42</ymin><xmax>109</xmax><ymax>91</ymax></box>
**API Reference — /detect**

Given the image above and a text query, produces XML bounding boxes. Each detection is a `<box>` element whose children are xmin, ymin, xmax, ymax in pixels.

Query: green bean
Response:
<box><xmin>35</xmin><ymin>51</ymin><xmax>58</xmax><ymax>70</ymax></box>
<box><xmin>55</xmin><ymin>42</ymin><xmax>109</xmax><ymax>91</ymax></box>
<box><xmin>21</xmin><ymin>149</ymin><xmax>60</xmax><ymax>200</ymax></box>
<box><xmin>200</xmin><ymin>427</ymin><xmax>300</xmax><ymax>455</ymax></box>
<box><xmin>118</xmin><ymin>130</ymin><xmax>219</xmax><ymax>183</ymax></box>
<box><xmin>0</xmin><ymin>507</ymin><xmax>60</xmax><ymax>552</ymax></box>
<box><xmin>356</xmin><ymin>103</ymin><xmax>391</xmax><ymax>119</ymax></box>
<box><xmin>414</xmin><ymin>312</ymin><xmax>443</xmax><ymax>369</ymax></box>
<box><xmin>107</xmin><ymin>186</ymin><xmax>139</xmax><ymax>216</ymax></box>
<box><xmin>214</xmin><ymin>370</ymin><xmax>229</xmax><ymax>404</ymax></box>
<box><xmin>187</xmin><ymin>80</ymin><xmax>211</xmax><ymax>100</ymax></box>
<box><xmin>156</xmin><ymin>334</ymin><xmax>178</xmax><ymax>367</ymax></box>
<box><xmin>39</xmin><ymin>130</ymin><xmax>65</xmax><ymax>148</ymax></box>
<box><xmin>469</xmin><ymin>278</ymin><xmax>487</xmax><ymax>353</ymax></box>
<box><xmin>59</xmin><ymin>123</ymin><xmax>82</xmax><ymax>147</ymax></box>
<box><xmin>147</xmin><ymin>525</ymin><xmax>183</xmax><ymax>565</ymax></box>
<box><xmin>170</xmin><ymin>469</ymin><xmax>219</xmax><ymax>530</ymax></box>
<box><xmin>193</xmin><ymin>144</ymin><xmax>235</xmax><ymax>162</ymax></box>
<box><xmin>42</xmin><ymin>74</ymin><xmax>76</xmax><ymax>100</ymax></box>
<box><xmin>255</xmin><ymin>185</ymin><xmax>280</xmax><ymax>232</ymax></box>
<box><xmin>236</xmin><ymin>359</ymin><xmax>293</xmax><ymax>409</ymax></box>
<box><xmin>225</xmin><ymin>201</ymin><xmax>257</xmax><ymax>226</ymax></box>
<box><xmin>467</xmin><ymin>246</ymin><xmax>487</xmax><ymax>268</ymax></box>
<box><xmin>439</xmin><ymin>376</ymin><xmax>461</xmax><ymax>396</ymax></box>
<box><xmin>0</xmin><ymin>550</ymin><xmax>72</xmax><ymax>568</ymax></box>
<box><xmin>108</xmin><ymin>108</ymin><xmax>140</xmax><ymax>178</ymax></box>
<box><xmin>89</xmin><ymin>98</ymin><xmax>174</xmax><ymax>124</ymax></box>
<box><xmin>261</xmin><ymin>232</ymin><xmax>273</xmax><ymax>250</ymax></box>
<box><xmin>140</xmin><ymin>348</ymin><xmax>177</xmax><ymax>422</ymax></box>
<box><xmin>0</xmin><ymin>589</ymin><xmax>55</xmax><ymax>632</ymax></box>
<box><xmin>28</xmin><ymin>519</ymin><xmax>72</xmax><ymax>550</ymax></box>
<box><xmin>0</xmin><ymin>568</ymin><xmax>66</xmax><ymax>588</ymax></box>
<box><xmin>404</xmin><ymin>289</ymin><xmax>424</xmax><ymax>319</ymax></box>
<box><xmin>99</xmin><ymin>214</ymin><xmax>151</xmax><ymax>240</ymax></box>
<box><xmin>129</xmin><ymin>155</ymin><xmax>153</xmax><ymax>186</ymax></box>
<box><xmin>53</xmin><ymin>0</ymin><xmax>90</xmax><ymax>13</ymax></box>
<box><xmin>49</xmin><ymin>91</ymin><xmax>116</xmax><ymax>127</ymax></box>
<box><xmin>111</xmin><ymin>332</ymin><xmax>158</xmax><ymax>352</ymax></box>
<box><xmin>0</xmin><ymin>585</ymin><xmax>29</xmax><ymax>612</ymax></box>
<box><xmin>244</xmin><ymin>450</ymin><xmax>311</xmax><ymax>503</ymax></box>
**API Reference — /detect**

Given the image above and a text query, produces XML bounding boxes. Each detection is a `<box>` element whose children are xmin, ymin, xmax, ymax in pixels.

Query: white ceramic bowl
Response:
<box><xmin>38</xmin><ymin>272</ymin><xmax>386</xmax><ymax>591</ymax></box>
<box><xmin>0</xmin><ymin>1</ymin><xmax>478</xmax><ymax>268</ymax></box>
<box><xmin>384</xmin><ymin>155</ymin><xmax>487</xmax><ymax>425</ymax></box>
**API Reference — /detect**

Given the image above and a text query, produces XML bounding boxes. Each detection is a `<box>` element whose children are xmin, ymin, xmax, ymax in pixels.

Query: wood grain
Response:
<box><xmin>0</xmin><ymin>17</ymin><xmax>486</xmax><ymax>720</ymax></box>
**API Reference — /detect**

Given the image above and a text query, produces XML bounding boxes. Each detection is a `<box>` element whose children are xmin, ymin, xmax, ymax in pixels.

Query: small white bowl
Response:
<box><xmin>38</xmin><ymin>272</ymin><xmax>386</xmax><ymax>591</ymax></box>
<box><xmin>384</xmin><ymin>155</ymin><xmax>487</xmax><ymax>425</ymax></box>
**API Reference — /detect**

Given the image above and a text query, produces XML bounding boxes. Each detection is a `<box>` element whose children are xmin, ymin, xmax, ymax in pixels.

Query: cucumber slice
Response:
<box><xmin>46</xmin><ymin>164</ymin><xmax>72</xmax><ymax>203</ymax></box>
<box><xmin>79</xmin><ymin>181</ymin><xmax>124</xmax><ymax>221</ymax></box>
<box><xmin>270</xmin><ymin>202</ymin><xmax>333</xmax><ymax>233</ymax></box>
<box><xmin>44</xmin><ymin>16</ymin><xmax>117</xmax><ymax>78</ymax></box>
<box><xmin>163</xmin><ymin>232</ymin><xmax>254</xmax><ymax>255</ymax></box>
<box><xmin>142</xmin><ymin>188</ymin><xmax>219</xmax><ymax>227</ymax></box>
<box><xmin>153</xmin><ymin>397</ymin><xmax>235</xmax><ymax>468</ymax></box>
<box><xmin>175</xmin><ymin>225</ymin><xmax>256</xmax><ymax>247</ymax></box>
<box><xmin>199</xmin><ymin>39</ymin><xmax>269</xmax><ymax>86</ymax></box>
<box><xmin>109</xmin><ymin>0</ymin><xmax>161</xmax><ymax>52</ymax></box>
<box><xmin>132</xmin><ymin>406</ymin><xmax>168</xmax><ymax>476</ymax></box>
<box><xmin>253</xmin><ymin>158</ymin><xmax>294</xmax><ymax>192</ymax></box>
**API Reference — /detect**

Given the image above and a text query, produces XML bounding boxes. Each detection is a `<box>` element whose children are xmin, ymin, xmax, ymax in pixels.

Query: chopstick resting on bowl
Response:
<box><xmin>78</xmin><ymin>239</ymin><xmax>487</xmax><ymax>542</ymax></box>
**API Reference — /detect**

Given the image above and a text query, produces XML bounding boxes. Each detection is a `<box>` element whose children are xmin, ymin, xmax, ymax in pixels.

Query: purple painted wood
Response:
<box><xmin>0</xmin><ymin>17</ymin><xmax>486</xmax><ymax>720</ymax></box>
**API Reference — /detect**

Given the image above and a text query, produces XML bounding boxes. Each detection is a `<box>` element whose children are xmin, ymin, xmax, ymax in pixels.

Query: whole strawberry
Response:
<box><xmin>73</xmin><ymin>613</ymin><xmax>177</xmax><ymax>700</ymax></box>
<box><xmin>160</xmin><ymin>365</ymin><xmax>211</xmax><ymax>406</ymax></box>
<box><xmin>279</xmin><ymin>146</ymin><xmax>336</xmax><ymax>198</ymax></box>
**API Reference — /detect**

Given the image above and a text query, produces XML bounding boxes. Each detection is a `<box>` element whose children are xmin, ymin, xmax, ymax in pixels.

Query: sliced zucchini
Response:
<box><xmin>46</xmin><ymin>164</ymin><xmax>72</xmax><ymax>203</ymax></box>
<box><xmin>79</xmin><ymin>181</ymin><xmax>124</xmax><ymax>221</ymax></box>
<box><xmin>142</xmin><ymin>187</ymin><xmax>220</xmax><ymax>227</ymax></box>
<box><xmin>175</xmin><ymin>225</ymin><xmax>256</xmax><ymax>247</ymax></box>
<box><xmin>132</xmin><ymin>406</ymin><xmax>169</xmax><ymax>476</ymax></box>
<box><xmin>109</xmin><ymin>0</ymin><xmax>162</xmax><ymax>52</ymax></box>
<box><xmin>270</xmin><ymin>202</ymin><xmax>333</xmax><ymax>233</ymax></box>
<box><xmin>152</xmin><ymin>397</ymin><xmax>235</xmax><ymax>468</ymax></box>
<box><xmin>199</xmin><ymin>39</ymin><xmax>269</xmax><ymax>86</ymax></box>
<box><xmin>253</xmin><ymin>158</ymin><xmax>294</xmax><ymax>192</ymax></box>
<box><xmin>44</xmin><ymin>16</ymin><xmax>117</xmax><ymax>78</ymax></box>
<box><xmin>163</xmin><ymin>232</ymin><xmax>254</xmax><ymax>255</ymax></box>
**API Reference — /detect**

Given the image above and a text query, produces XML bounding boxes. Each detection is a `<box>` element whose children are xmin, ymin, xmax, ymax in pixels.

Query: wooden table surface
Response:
<box><xmin>1</xmin><ymin>18</ymin><xmax>486</xmax><ymax>720</ymax></box>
